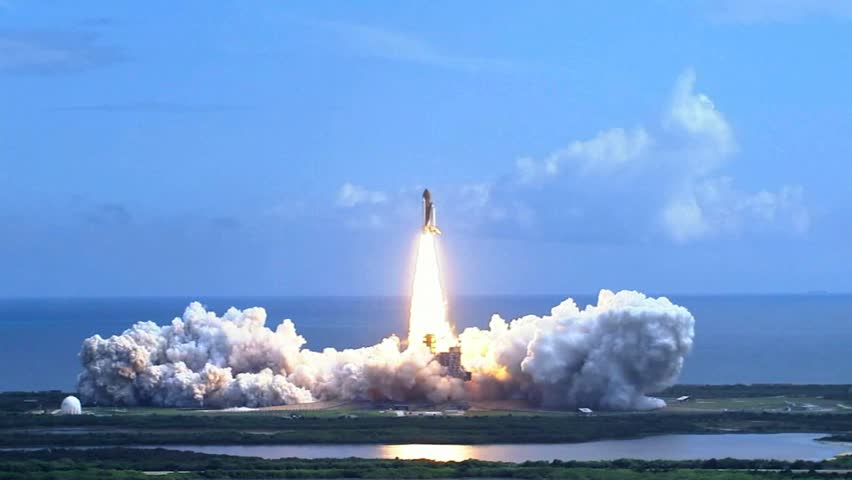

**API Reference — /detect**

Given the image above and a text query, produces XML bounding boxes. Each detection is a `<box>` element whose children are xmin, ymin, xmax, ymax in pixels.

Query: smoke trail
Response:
<box><xmin>78</xmin><ymin>290</ymin><xmax>694</xmax><ymax>410</ymax></box>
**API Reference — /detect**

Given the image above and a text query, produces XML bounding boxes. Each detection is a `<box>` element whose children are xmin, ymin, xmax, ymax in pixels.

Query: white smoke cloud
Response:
<box><xmin>78</xmin><ymin>290</ymin><xmax>694</xmax><ymax>410</ymax></box>
<box><xmin>461</xmin><ymin>290</ymin><xmax>694</xmax><ymax>410</ymax></box>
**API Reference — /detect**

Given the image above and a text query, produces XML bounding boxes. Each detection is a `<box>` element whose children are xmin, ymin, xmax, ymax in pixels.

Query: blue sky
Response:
<box><xmin>1</xmin><ymin>1</ymin><xmax>851</xmax><ymax>296</ymax></box>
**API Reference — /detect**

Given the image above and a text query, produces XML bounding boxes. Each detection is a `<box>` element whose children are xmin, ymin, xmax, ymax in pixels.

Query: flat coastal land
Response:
<box><xmin>1</xmin><ymin>385</ymin><xmax>851</xmax><ymax>447</ymax></box>
<box><xmin>3</xmin><ymin>385</ymin><xmax>852</xmax><ymax>479</ymax></box>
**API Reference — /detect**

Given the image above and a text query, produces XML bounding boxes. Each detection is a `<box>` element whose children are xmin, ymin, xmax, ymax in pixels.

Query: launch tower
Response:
<box><xmin>423</xmin><ymin>334</ymin><xmax>471</xmax><ymax>382</ymax></box>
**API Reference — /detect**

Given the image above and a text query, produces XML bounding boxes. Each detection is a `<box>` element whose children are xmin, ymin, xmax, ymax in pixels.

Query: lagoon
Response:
<box><xmin>142</xmin><ymin>434</ymin><xmax>852</xmax><ymax>462</ymax></box>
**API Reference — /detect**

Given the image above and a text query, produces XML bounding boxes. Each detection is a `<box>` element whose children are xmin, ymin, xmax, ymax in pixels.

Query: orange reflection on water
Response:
<box><xmin>381</xmin><ymin>444</ymin><xmax>476</xmax><ymax>461</ymax></box>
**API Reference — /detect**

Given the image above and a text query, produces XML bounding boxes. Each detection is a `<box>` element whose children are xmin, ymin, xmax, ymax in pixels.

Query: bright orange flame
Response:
<box><xmin>408</xmin><ymin>232</ymin><xmax>456</xmax><ymax>352</ymax></box>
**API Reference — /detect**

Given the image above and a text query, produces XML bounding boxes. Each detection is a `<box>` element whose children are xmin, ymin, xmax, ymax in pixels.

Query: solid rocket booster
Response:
<box><xmin>422</xmin><ymin>189</ymin><xmax>441</xmax><ymax>235</ymax></box>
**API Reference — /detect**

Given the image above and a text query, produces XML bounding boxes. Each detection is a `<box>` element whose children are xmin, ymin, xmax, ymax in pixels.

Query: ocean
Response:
<box><xmin>1</xmin><ymin>294</ymin><xmax>850</xmax><ymax>391</ymax></box>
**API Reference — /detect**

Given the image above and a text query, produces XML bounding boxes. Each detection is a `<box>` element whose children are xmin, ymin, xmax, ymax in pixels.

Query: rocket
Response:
<box><xmin>422</xmin><ymin>189</ymin><xmax>441</xmax><ymax>235</ymax></box>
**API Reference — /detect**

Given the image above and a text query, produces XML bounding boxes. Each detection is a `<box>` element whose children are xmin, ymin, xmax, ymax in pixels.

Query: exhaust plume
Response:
<box><xmin>408</xmin><ymin>232</ymin><xmax>455</xmax><ymax>352</ymax></box>
<box><xmin>77</xmin><ymin>290</ymin><xmax>694</xmax><ymax>410</ymax></box>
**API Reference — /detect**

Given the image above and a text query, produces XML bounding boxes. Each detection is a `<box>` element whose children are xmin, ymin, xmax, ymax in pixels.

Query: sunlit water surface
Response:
<box><xmin>141</xmin><ymin>434</ymin><xmax>852</xmax><ymax>462</ymax></box>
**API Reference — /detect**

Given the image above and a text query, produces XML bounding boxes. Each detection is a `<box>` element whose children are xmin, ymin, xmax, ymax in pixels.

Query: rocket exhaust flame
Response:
<box><xmin>408</xmin><ymin>232</ymin><xmax>456</xmax><ymax>353</ymax></box>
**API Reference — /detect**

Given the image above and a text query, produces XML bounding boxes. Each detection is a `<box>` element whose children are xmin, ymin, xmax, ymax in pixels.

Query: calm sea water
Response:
<box><xmin>0</xmin><ymin>294</ymin><xmax>850</xmax><ymax>391</ymax></box>
<box><xmin>138</xmin><ymin>434</ymin><xmax>851</xmax><ymax>461</ymax></box>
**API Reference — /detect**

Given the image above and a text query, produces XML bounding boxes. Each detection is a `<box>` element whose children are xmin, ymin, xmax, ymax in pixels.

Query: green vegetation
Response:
<box><xmin>1</xmin><ymin>411</ymin><xmax>851</xmax><ymax>446</ymax></box>
<box><xmin>2</xmin><ymin>386</ymin><xmax>851</xmax><ymax>447</ymax></box>
<box><xmin>3</xmin><ymin>387</ymin><xmax>852</xmax><ymax>478</ymax></box>
<box><xmin>2</xmin><ymin>449</ymin><xmax>852</xmax><ymax>480</ymax></box>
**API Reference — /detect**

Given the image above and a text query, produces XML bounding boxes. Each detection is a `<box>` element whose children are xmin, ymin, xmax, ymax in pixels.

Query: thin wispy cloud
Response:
<box><xmin>336</xmin><ymin>182</ymin><xmax>388</xmax><ymax>208</ymax></box>
<box><xmin>51</xmin><ymin>102</ymin><xmax>252</xmax><ymax>114</ymax></box>
<box><xmin>307</xmin><ymin>18</ymin><xmax>520</xmax><ymax>73</ymax></box>
<box><xmin>0</xmin><ymin>29</ymin><xmax>121</xmax><ymax>75</ymax></box>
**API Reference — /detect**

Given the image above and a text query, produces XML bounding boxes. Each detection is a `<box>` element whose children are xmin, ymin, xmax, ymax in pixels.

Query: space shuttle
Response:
<box><xmin>422</xmin><ymin>189</ymin><xmax>441</xmax><ymax>235</ymax></box>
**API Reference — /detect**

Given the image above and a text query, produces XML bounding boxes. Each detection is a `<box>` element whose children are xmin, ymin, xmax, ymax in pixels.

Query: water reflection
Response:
<box><xmin>381</xmin><ymin>444</ymin><xmax>475</xmax><ymax>461</ymax></box>
<box><xmin>130</xmin><ymin>434</ymin><xmax>851</xmax><ymax>462</ymax></box>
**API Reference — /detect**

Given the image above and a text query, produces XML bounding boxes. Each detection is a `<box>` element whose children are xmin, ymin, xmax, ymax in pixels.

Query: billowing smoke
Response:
<box><xmin>459</xmin><ymin>290</ymin><xmax>694</xmax><ymax>409</ymax></box>
<box><xmin>78</xmin><ymin>290</ymin><xmax>694</xmax><ymax>410</ymax></box>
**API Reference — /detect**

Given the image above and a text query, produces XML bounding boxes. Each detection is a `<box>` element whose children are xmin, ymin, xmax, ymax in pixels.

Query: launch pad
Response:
<box><xmin>424</xmin><ymin>334</ymin><xmax>472</xmax><ymax>381</ymax></box>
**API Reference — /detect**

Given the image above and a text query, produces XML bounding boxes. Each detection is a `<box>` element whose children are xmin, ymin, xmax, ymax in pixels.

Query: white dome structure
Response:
<box><xmin>60</xmin><ymin>395</ymin><xmax>82</xmax><ymax>415</ymax></box>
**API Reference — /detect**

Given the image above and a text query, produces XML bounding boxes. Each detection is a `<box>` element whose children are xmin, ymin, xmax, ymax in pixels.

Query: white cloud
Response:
<box><xmin>336</xmin><ymin>182</ymin><xmax>387</xmax><ymax>208</ymax></box>
<box><xmin>666</xmin><ymin>69</ymin><xmax>735</xmax><ymax>163</ymax></box>
<box><xmin>517</xmin><ymin>127</ymin><xmax>651</xmax><ymax>183</ymax></box>
<box><xmin>659</xmin><ymin>72</ymin><xmax>806</xmax><ymax>241</ymax></box>
<box><xmin>340</xmin><ymin>70</ymin><xmax>808</xmax><ymax>244</ymax></box>
<box><xmin>511</xmin><ymin>69</ymin><xmax>806</xmax><ymax>243</ymax></box>
<box><xmin>561</xmin><ymin>127</ymin><xmax>652</xmax><ymax>172</ymax></box>
<box><xmin>662</xmin><ymin>195</ymin><xmax>708</xmax><ymax>242</ymax></box>
<box><xmin>663</xmin><ymin>178</ymin><xmax>809</xmax><ymax>242</ymax></box>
